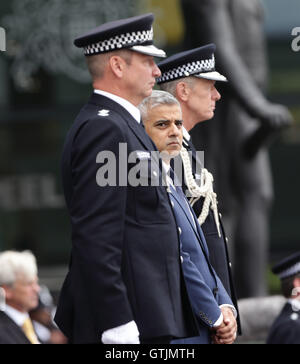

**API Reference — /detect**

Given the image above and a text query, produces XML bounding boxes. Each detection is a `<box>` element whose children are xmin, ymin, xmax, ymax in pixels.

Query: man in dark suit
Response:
<box><xmin>0</xmin><ymin>251</ymin><xmax>40</xmax><ymax>344</ymax></box>
<box><xmin>157</xmin><ymin>46</ymin><xmax>239</xmax><ymax>328</ymax></box>
<box><xmin>139</xmin><ymin>90</ymin><xmax>237</xmax><ymax>344</ymax></box>
<box><xmin>54</xmin><ymin>13</ymin><xmax>198</xmax><ymax>344</ymax></box>
<box><xmin>267</xmin><ymin>252</ymin><xmax>300</xmax><ymax>344</ymax></box>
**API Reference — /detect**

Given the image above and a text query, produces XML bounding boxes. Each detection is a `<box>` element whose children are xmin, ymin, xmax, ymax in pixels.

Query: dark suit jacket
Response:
<box><xmin>55</xmin><ymin>93</ymin><xmax>198</xmax><ymax>344</ymax></box>
<box><xmin>169</xmin><ymin>186</ymin><xmax>233</xmax><ymax>343</ymax></box>
<box><xmin>267</xmin><ymin>302</ymin><xmax>300</xmax><ymax>344</ymax></box>
<box><xmin>0</xmin><ymin>311</ymin><xmax>31</xmax><ymax>344</ymax></box>
<box><xmin>180</xmin><ymin>137</ymin><xmax>241</xmax><ymax>333</ymax></box>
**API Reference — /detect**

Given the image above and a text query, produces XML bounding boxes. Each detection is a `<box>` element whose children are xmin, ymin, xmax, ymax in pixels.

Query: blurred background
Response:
<box><xmin>0</xmin><ymin>0</ymin><xmax>299</xmax><ymax>298</ymax></box>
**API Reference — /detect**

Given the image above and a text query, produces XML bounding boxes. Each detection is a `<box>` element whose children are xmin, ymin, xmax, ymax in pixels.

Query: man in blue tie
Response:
<box><xmin>139</xmin><ymin>90</ymin><xmax>237</xmax><ymax>344</ymax></box>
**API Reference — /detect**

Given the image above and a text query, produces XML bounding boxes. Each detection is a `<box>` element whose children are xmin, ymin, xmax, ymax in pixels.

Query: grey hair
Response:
<box><xmin>138</xmin><ymin>90</ymin><xmax>181</xmax><ymax>121</ymax></box>
<box><xmin>159</xmin><ymin>77</ymin><xmax>197</xmax><ymax>96</ymax></box>
<box><xmin>0</xmin><ymin>251</ymin><xmax>38</xmax><ymax>286</ymax></box>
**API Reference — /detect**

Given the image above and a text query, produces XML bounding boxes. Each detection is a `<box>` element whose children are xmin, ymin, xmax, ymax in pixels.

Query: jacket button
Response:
<box><xmin>171</xmin><ymin>201</ymin><xmax>174</xmax><ymax>208</ymax></box>
<box><xmin>180</xmin><ymin>256</ymin><xmax>184</xmax><ymax>264</ymax></box>
<box><xmin>178</xmin><ymin>227</ymin><xmax>182</xmax><ymax>235</ymax></box>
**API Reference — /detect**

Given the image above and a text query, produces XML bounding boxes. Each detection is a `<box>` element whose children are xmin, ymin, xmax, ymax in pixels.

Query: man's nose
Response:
<box><xmin>213</xmin><ymin>87</ymin><xmax>221</xmax><ymax>101</ymax></box>
<box><xmin>153</xmin><ymin>63</ymin><xmax>161</xmax><ymax>78</ymax></box>
<box><xmin>33</xmin><ymin>283</ymin><xmax>40</xmax><ymax>294</ymax></box>
<box><xmin>169</xmin><ymin>123</ymin><xmax>180</xmax><ymax>136</ymax></box>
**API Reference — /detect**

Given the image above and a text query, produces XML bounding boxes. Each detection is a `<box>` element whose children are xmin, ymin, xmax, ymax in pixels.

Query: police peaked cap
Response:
<box><xmin>74</xmin><ymin>13</ymin><xmax>166</xmax><ymax>58</ymax></box>
<box><xmin>272</xmin><ymin>252</ymin><xmax>300</xmax><ymax>280</ymax></box>
<box><xmin>157</xmin><ymin>44</ymin><xmax>227</xmax><ymax>84</ymax></box>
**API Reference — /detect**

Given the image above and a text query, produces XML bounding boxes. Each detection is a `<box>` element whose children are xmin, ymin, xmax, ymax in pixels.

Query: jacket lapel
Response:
<box><xmin>88</xmin><ymin>93</ymin><xmax>157</xmax><ymax>152</ymax></box>
<box><xmin>170</xmin><ymin>189</ymin><xmax>217</xmax><ymax>283</ymax></box>
<box><xmin>170</xmin><ymin>188</ymin><xmax>207</xmax><ymax>255</ymax></box>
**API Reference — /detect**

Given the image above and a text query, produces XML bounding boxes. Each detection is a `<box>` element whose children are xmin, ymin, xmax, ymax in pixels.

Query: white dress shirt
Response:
<box><xmin>288</xmin><ymin>298</ymin><xmax>300</xmax><ymax>312</ymax></box>
<box><xmin>5</xmin><ymin>304</ymin><xmax>30</xmax><ymax>327</ymax></box>
<box><xmin>94</xmin><ymin>89</ymin><xmax>141</xmax><ymax>123</ymax></box>
<box><xmin>182</xmin><ymin>126</ymin><xmax>191</xmax><ymax>141</ymax></box>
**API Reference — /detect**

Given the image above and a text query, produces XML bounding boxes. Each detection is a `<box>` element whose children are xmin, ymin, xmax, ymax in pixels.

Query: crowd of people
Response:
<box><xmin>0</xmin><ymin>11</ymin><xmax>299</xmax><ymax>345</ymax></box>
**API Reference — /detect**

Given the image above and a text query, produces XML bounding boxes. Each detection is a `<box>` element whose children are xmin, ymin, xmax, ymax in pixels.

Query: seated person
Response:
<box><xmin>0</xmin><ymin>250</ymin><xmax>41</xmax><ymax>344</ymax></box>
<box><xmin>139</xmin><ymin>90</ymin><xmax>237</xmax><ymax>344</ymax></box>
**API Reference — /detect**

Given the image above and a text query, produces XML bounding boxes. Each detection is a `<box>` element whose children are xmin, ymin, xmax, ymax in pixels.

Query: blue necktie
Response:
<box><xmin>169</xmin><ymin>168</ymin><xmax>196</xmax><ymax>227</ymax></box>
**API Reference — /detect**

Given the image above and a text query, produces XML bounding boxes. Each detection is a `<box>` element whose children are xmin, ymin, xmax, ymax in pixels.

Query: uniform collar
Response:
<box><xmin>288</xmin><ymin>298</ymin><xmax>300</xmax><ymax>311</ymax></box>
<box><xmin>94</xmin><ymin>89</ymin><xmax>141</xmax><ymax>124</ymax></box>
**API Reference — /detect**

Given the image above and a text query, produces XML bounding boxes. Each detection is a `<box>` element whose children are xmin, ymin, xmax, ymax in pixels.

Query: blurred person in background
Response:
<box><xmin>30</xmin><ymin>285</ymin><xmax>68</xmax><ymax>345</ymax></box>
<box><xmin>267</xmin><ymin>252</ymin><xmax>300</xmax><ymax>344</ymax></box>
<box><xmin>0</xmin><ymin>250</ymin><xmax>41</xmax><ymax>344</ymax></box>
<box><xmin>180</xmin><ymin>0</ymin><xmax>293</xmax><ymax>298</ymax></box>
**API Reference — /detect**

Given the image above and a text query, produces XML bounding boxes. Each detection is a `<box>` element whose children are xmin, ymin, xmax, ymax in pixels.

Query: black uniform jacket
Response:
<box><xmin>0</xmin><ymin>311</ymin><xmax>31</xmax><ymax>344</ymax></box>
<box><xmin>267</xmin><ymin>302</ymin><xmax>300</xmax><ymax>344</ymax></box>
<box><xmin>54</xmin><ymin>93</ymin><xmax>198</xmax><ymax>344</ymax></box>
<box><xmin>181</xmin><ymin>137</ymin><xmax>241</xmax><ymax>333</ymax></box>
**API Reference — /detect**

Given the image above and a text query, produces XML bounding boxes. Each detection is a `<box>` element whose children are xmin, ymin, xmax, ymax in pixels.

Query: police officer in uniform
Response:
<box><xmin>267</xmin><ymin>252</ymin><xmax>300</xmax><ymax>344</ymax></box>
<box><xmin>55</xmin><ymin>14</ymin><xmax>198</xmax><ymax>344</ymax></box>
<box><xmin>157</xmin><ymin>46</ymin><xmax>240</xmax><ymax>330</ymax></box>
<box><xmin>180</xmin><ymin>0</ymin><xmax>293</xmax><ymax>298</ymax></box>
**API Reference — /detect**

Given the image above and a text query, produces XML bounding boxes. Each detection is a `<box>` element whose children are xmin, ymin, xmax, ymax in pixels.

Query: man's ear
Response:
<box><xmin>109</xmin><ymin>55</ymin><xmax>126</xmax><ymax>78</ymax></box>
<box><xmin>293</xmin><ymin>277</ymin><xmax>300</xmax><ymax>297</ymax></box>
<box><xmin>1</xmin><ymin>285</ymin><xmax>13</xmax><ymax>300</ymax></box>
<box><xmin>294</xmin><ymin>277</ymin><xmax>300</xmax><ymax>293</ymax></box>
<box><xmin>176</xmin><ymin>81</ymin><xmax>190</xmax><ymax>102</ymax></box>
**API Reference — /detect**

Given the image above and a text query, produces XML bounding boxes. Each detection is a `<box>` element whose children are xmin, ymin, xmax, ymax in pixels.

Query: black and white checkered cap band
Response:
<box><xmin>278</xmin><ymin>262</ymin><xmax>300</xmax><ymax>279</ymax></box>
<box><xmin>157</xmin><ymin>56</ymin><xmax>215</xmax><ymax>84</ymax></box>
<box><xmin>84</xmin><ymin>28</ymin><xmax>153</xmax><ymax>55</ymax></box>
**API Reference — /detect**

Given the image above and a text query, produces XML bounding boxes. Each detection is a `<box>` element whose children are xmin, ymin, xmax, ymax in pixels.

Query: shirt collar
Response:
<box><xmin>288</xmin><ymin>298</ymin><xmax>300</xmax><ymax>311</ymax></box>
<box><xmin>4</xmin><ymin>305</ymin><xmax>29</xmax><ymax>327</ymax></box>
<box><xmin>94</xmin><ymin>89</ymin><xmax>141</xmax><ymax>124</ymax></box>
<box><xmin>162</xmin><ymin>161</ymin><xmax>170</xmax><ymax>174</ymax></box>
<box><xmin>183</xmin><ymin>126</ymin><xmax>191</xmax><ymax>141</ymax></box>
<box><xmin>162</xmin><ymin>161</ymin><xmax>176</xmax><ymax>190</ymax></box>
